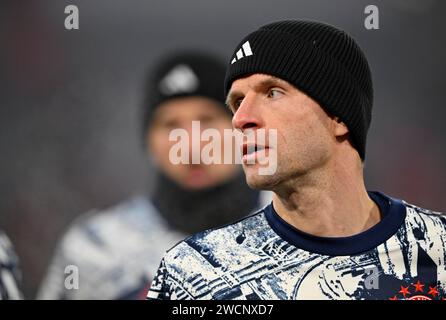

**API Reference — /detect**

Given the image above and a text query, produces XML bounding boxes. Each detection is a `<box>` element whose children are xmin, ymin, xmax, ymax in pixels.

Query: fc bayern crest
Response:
<box><xmin>389</xmin><ymin>281</ymin><xmax>443</xmax><ymax>300</ymax></box>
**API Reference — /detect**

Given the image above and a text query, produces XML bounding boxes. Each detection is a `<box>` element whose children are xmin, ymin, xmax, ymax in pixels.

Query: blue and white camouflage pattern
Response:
<box><xmin>38</xmin><ymin>196</ymin><xmax>184</xmax><ymax>299</ymax></box>
<box><xmin>0</xmin><ymin>231</ymin><xmax>23</xmax><ymax>300</ymax></box>
<box><xmin>38</xmin><ymin>191</ymin><xmax>272</xmax><ymax>299</ymax></box>
<box><xmin>147</xmin><ymin>193</ymin><xmax>446</xmax><ymax>300</ymax></box>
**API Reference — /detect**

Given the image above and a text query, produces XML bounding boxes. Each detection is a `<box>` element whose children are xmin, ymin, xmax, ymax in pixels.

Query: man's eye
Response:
<box><xmin>268</xmin><ymin>89</ymin><xmax>283</xmax><ymax>98</ymax></box>
<box><xmin>160</xmin><ymin>120</ymin><xmax>178</xmax><ymax>129</ymax></box>
<box><xmin>235</xmin><ymin>98</ymin><xmax>243</xmax><ymax>107</ymax></box>
<box><xmin>199</xmin><ymin>115</ymin><xmax>216</xmax><ymax>126</ymax></box>
<box><xmin>229</xmin><ymin>98</ymin><xmax>243</xmax><ymax>113</ymax></box>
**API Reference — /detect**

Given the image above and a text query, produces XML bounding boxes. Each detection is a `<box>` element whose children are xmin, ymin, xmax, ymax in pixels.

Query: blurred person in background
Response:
<box><xmin>37</xmin><ymin>51</ymin><xmax>271</xmax><ymax>300</ymax></box>
<box><xmin>0</xmin><ymin>231</ymin><xmax>23</xmax><ymax>300</ymax></box>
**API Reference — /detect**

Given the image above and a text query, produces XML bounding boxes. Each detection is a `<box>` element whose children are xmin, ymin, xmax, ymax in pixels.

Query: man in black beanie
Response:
<box><xmin>148</xmin><ymin>20</ymin><xmax>446</xmax><ymax>300</ymax></box>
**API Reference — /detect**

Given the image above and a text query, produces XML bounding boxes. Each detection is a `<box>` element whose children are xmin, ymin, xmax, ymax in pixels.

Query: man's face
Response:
<box><xmin>148</xmin><ymin>96</ymin><xmax>239</xmax><ymax>190</ymax></box>
<box><xmin>227</xmin><ymin>74</ymin><xmax>337</xmax><ymax>190</ymax></box>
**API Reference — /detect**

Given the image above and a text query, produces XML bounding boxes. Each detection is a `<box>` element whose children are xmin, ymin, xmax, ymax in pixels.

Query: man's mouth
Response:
<box><xmin>242</xmin><ymin>144</ymin><xmax>267</xmax><ymax>156</ymax></box>
<box><xmin>241</xmin><ymin>144</ymin><xmax>269</xmax><ymax>164</ymax></box>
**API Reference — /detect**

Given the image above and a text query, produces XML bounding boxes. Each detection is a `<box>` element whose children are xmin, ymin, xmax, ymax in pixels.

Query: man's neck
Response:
<box><xmin>272</xmin><ymin>154</ymin><xmax>381</xmax><ymax>238</ymax></box>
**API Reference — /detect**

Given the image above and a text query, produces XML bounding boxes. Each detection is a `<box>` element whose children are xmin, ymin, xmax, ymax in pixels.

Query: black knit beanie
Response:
<box><xmin>142</xmin><ymin>51</ymin><xmax>230</xmax><ymax>134</ymax></box>
<box><xmin>224</xmin><ymin>20</ymin><xmax>373</xmax><ymax>160</ymax></box>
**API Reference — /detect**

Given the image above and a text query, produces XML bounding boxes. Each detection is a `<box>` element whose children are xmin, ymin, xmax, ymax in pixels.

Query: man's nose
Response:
<box><xmin>183</xmin><ymin>123</ymin><xmax>204</xmax><ymax>163</ymax></box>
<box><xmin>232</xmin><ymin>94</ymin><xmax>261</xmax><ymax>132</ymax></box>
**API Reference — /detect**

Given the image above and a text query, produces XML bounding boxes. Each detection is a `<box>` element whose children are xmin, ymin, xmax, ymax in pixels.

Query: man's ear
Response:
<box><xmin>332</xmin><ymin>117</ymin><xmax>349</xmax><ymax>137</ymax></box>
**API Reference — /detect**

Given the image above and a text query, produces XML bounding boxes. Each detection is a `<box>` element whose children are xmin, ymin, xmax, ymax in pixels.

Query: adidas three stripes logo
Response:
<box><xmin>231</xmin><ymin>41</ymin><xmax>253</xmax><ymax>64</ymax></box>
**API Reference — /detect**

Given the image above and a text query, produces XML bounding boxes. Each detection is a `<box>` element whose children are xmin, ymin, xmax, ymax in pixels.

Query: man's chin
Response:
<box><xmin>244</xmin><ymin>170</ymin><xmax>275</xmax><ymax>190</ymax></box>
